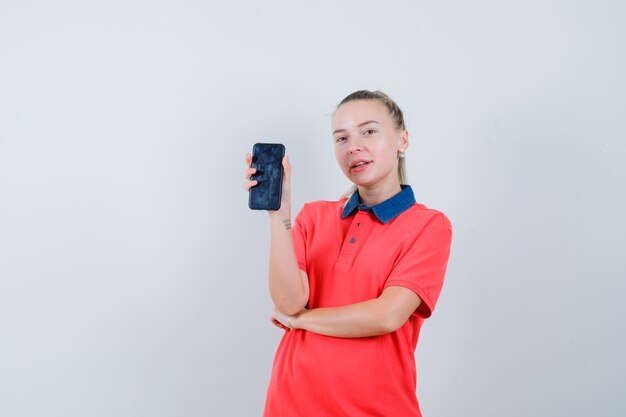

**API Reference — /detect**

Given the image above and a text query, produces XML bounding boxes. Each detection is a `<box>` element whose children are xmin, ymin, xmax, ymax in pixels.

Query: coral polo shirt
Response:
<box><xmin>263</xmin><ymin>186</ymin><xmax>452</xmax><ymax>417</ymax></box>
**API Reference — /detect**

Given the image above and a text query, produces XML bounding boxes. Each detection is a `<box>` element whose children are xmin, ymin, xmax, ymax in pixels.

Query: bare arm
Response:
<box><xmin>267</xmin><ymin>214</ymin><xmax>309</xmax><ymax>315</ymax></box>
<box><xmin>273</xmin><ymin>286</ymin><xmax>421</xmax><ymax>338</ymax></box>
<box><xmin>245</xmin><ymin>153</ymin><xmax>309</xmax><ymax>315</ymax></box>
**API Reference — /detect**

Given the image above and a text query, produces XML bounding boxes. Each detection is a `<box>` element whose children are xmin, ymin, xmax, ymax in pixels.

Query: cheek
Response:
<box><xmin>381</xmin><ymin>139</ymin><xmax>399</xmax><ymax>159</ymax></box>
<box><xmin>372</xmin><ymin>141</ymin><xmax>391</xmax><ymax>158</ymax></box>
<box><xmin>334</xmin><ymin>146</ymin><xmax>346</xmax><ymax>166</ymax></box>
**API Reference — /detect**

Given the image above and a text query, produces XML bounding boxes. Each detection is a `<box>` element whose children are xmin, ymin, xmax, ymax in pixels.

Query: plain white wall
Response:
<box><xmin>1</xmin><ymin>1</ymin><xmax>624</xmax><ymax>416</ymax></box>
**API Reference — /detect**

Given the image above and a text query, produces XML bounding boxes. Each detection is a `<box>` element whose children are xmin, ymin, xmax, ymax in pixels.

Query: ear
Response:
<box><xmin>399</xmin><ymin>129</ymin><xmax>409</xmax><ymax>151</ymax></box>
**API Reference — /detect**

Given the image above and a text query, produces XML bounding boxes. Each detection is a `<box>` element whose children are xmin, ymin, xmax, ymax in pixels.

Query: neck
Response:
<box><xmin>357</xmin><ymin>181</ymin><xmax>403</xmax><ymax>206</ymax></box>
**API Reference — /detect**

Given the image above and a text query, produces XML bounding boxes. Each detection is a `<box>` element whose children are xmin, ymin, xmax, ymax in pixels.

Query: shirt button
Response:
<box><xmin>349</xmin><ymin>237</ymin><xmax>356</xmax><ymax>244</ymax></box>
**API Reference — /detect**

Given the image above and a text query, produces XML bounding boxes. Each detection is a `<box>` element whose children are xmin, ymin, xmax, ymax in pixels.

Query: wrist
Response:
<box><xmin>269</xmin><ymin>214</ymin><xmax>293</xmax><ymax>231</ymax></box>
<box><xmin>269</xmin><ymin>209</ymin><xmax>291</xmax><ymax>220</ymax></box>
<box><xmin>289</xmin><ymin>309</ymin><xmax>306</xmax><ymax>330</ymax></box>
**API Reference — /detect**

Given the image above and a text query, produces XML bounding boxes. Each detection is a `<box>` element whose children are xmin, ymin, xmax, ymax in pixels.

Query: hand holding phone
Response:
<box><xmin>247</xmin><ymin>143</ymin><xmax>286</xmax><ymax>211</ymax></box>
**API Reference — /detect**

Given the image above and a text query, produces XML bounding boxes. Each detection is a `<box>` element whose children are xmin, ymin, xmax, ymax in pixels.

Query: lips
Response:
<box><xmin>350</xmin><ymin>159</ymin><xmax>372</xmax><ymax>171</ymax></box>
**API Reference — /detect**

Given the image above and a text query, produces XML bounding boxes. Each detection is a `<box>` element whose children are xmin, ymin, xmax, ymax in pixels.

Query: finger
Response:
<box><xmin>244</xmin><ymin>180</ymin><xmax>258</xmax><ymax>191</ymax></box>
<box><xmin>272</xmin><ymin>310</ymin><xmax>292</xmax><ymax>329</ymax></box>
<box><xmin>245</xmin><ymin>153</ymin><xmax>252</xmax><ymax>167</ymax></box>
<box><xmin>271</xmin><ymin>315</ymin><xmax>290</xmax><ymax>331</ymax></box>
<box><xmin>282</xmin><ymin>155</ymin><xmax>291</xmax><ymax>180</ymax></box>
<box><xmin>271</xmin><ymin>318</ymin><xmax>290</xmax><ymax>331</ymax></box>
<box><xmin>245</xmin><ymin>167</ymin><xmax>257</xmax><ymax>180</ymax></box>
<box><xmin>282</xmin><ymin>155</ymin><xmax>291</xmax><ymax>173</ymax></box>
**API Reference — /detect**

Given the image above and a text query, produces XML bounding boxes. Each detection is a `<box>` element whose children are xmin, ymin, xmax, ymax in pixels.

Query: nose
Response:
<box><xmin>348</xmin><ymin>138</ymin><xmax>362</xmax><ymax>154</ymax></box>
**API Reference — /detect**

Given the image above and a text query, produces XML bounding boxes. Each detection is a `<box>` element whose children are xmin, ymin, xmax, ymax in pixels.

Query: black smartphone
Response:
<box><xmin>248</xmin><ymin>143</ymin><xmax>285</xmax><ymax>211</ymax></box>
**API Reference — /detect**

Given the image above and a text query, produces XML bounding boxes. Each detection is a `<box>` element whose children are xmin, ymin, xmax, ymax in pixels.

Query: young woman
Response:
<box><xmin>245</xmin><ymin>90</ymin><xmax>452</xmax><ymax>417</ymax></box>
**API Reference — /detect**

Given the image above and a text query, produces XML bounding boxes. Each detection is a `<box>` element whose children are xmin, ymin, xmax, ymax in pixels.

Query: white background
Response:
<box><xmin>1</xmin><ymin>1</ymin><xmax>624</xmax><ymax>416</ymax></box>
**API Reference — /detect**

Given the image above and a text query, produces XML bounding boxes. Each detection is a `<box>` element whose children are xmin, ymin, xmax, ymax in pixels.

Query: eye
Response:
<box><xmin>363</xmin><ymin>129</ymin><xmax>376</xmax><ymax>135</ymax></box>
<box><xmin>335</xmin><ymin>136</ymin><xmax>348</xmax><ymax>143</ymax></box>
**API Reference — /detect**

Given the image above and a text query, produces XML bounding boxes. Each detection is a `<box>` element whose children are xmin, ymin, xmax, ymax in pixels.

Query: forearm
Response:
<box><xmin>268</xmin><ymin>214</ymin><xmax>308</xmax><ymax>315</ymax></box>
<box><xmin>291</xmin><ymin>299</ymin><xmax>395</xmax><ymax>338</ymax></box>
<box><xmin>285</xmin><ymin>286</ymin><xmax>421</xmax><ymax>338</ymax></box>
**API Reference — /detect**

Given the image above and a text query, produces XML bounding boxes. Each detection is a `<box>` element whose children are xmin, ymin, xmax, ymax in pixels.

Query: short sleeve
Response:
<box><xmin>384</xmin><ymin>212</ymin><xmax>452</xmax><ymax>318</ymax></box>
<box><xmin>291</xmin><ymin>207</ymin><xmax>308</xmax><ymax>272</ymax></box>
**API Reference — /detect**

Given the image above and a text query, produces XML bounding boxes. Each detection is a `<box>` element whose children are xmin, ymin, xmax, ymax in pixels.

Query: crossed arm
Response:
<box><xmin>268</xmin><ymin>213</ymin><xmax>421</xmax><ymax>338</ymax></box>
<box><xmin>273</xmin><ymin>283</ymin><xmax>422</xmax><ymax>338</ymax></box>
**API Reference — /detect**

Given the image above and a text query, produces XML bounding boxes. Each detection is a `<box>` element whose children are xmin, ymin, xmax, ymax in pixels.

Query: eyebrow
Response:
<box><xmin>332</xmin><ymin>120</ymin><xmax>380</xmax><ymax>135</ymax></box>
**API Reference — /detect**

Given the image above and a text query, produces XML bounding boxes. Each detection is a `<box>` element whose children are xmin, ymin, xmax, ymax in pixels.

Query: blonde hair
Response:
<box><xmin>335</xmin><ymin>90</ymin><xmax>408</xmax><ymax>200</ymax></box>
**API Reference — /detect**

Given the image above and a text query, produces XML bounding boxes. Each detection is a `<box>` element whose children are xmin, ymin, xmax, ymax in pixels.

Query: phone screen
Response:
<box><xmin>248</xmin><ymin>143</ymin><xmax>285</xmax><ymax>211</ymax></box>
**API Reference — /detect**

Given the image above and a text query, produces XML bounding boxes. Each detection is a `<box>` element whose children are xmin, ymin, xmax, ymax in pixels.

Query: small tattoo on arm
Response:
<box><xmin>282</xmin><ymin>219</ymin><xmax>292</xmax><ymax>230</ymax></box>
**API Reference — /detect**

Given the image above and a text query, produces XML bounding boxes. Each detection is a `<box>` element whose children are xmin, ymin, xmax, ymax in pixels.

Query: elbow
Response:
<box><xmin>379</xmin><ymin>311</ymin><xmax>410</xmax><ymax>334</ymax></box>
<box><xmin>366</xmin><ymin>316</ymin><xmax>400</xmax><ymax>337</ymax></box>
<box><xmin>380</xmin><ymin>318</ymin><xmax>401</xmax><ymax>334</ymax></box>
<box><xmin>278</xmin><ymin>304</ymin><xmax>306</xmax><ymax>317</ymax></box>
<box><xmin>273</xmin><ymin>296</ymin><xmax>307</xmax><ymax>316</ymax></box>
<box><xmin>375</xmin><ymin>288</ymin><xmax>422</xmax><ymax>334</ymax></box>
<box><xmin>269</xmin><ymin>273</ymin><xmax>309</xmax><ymax>316</ymax></box>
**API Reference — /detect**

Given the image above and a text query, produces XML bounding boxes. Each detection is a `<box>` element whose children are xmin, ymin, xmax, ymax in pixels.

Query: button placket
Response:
<box><xmin>335</xmin><ymin>212</ymin><xmax>368</xmax><ymax>269</ymax></box>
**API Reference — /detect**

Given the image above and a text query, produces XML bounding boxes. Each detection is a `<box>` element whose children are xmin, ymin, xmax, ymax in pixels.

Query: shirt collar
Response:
<box><xmin>341</xmin><ymin>185</ymin><xmax>416</xmax><ymax>224</ymax></box>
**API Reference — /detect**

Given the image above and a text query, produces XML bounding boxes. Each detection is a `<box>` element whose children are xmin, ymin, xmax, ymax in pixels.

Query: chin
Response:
<box><xmin>350</xmin><ymin>176</ymin><xmax>377</xmax><ymax>188</ymax></box>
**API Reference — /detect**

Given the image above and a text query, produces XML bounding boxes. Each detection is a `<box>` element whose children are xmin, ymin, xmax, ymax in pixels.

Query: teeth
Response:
<box><xmin>353</xmin><ymin>162</ymin><xmax>367</xmax><ymax>167</ymax></box>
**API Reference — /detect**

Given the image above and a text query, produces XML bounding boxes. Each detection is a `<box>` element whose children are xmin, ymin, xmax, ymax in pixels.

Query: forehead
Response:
<box><xmin>332</xmin><ymin>100</ymin><xmax>391</xmax><ymax>130</ymax></box>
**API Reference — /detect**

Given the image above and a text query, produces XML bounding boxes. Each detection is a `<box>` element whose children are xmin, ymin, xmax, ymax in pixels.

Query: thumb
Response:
<box><xmin>282</xmin><ymin>156</ymin><xmax>291</xmax><ymax>178</ymax></box>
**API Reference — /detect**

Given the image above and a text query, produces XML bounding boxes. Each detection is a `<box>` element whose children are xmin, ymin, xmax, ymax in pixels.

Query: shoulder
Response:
<box><xmin>401</xmin><ymin>202</ymin><xmax>453</xmax><ymax>233</ymax></box>
<box><xmin>293</xmin><ymin>199</ymin><xmax>346</xmax><ymax>231</ymax></box>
